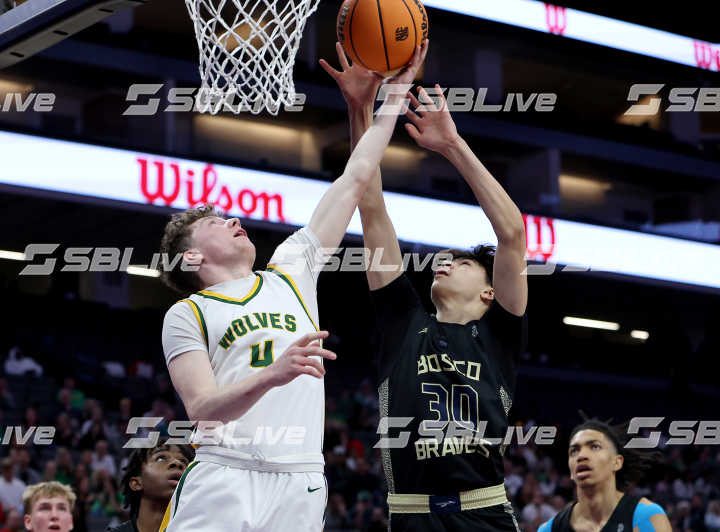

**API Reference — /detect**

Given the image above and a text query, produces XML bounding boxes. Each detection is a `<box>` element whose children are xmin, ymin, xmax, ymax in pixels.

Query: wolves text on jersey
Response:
<box><xmin>218</xmin><ymin>312</ymin><xmax>297</xmax><ymax>350</ymax></box>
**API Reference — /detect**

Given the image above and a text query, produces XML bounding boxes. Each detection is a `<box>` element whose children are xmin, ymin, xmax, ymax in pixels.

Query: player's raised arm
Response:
<box><xmin>309</xmin><ymin>40</ymin><xmax>428</xmax><ymax>254</ymax></box>
<box><xmin>320</xmin><ymin>42</ymin><xmax>429</xmax><ymax>290</ymax></box>
<box><xmin>405</xmin><ymin>85</ymin><xmax>528</xmax><ymax>316</ymax></box>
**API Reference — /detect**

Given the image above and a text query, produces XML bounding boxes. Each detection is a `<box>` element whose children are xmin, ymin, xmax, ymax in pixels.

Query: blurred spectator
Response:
<box><xmin>520</xmin><ymin>488</ymin><xmax>555</xmax><ymax>525</ymax></box>
<box><xmin>325</xmin><ymin>492</ymin><xmax>350</xmax><ymax>530</ymax></box>
<box><xmin>91</xmin><ymin>441</ymin><xmax>117</xmax><ymax>477</ymax></box>
<box><xmin>343</xmin><ymin>456</ymin><xmax>380</xmax><ymax>507</ymax></box>
<box><xmin>674</xmin><ymin>472</ymin><xmax>694</xmax><ymax>499</ymax></box>
<box><xmin>347</xmin><ymin>491</ymin><xmax>373</xmax><ymax>532</ymax></box>
<box><xmin>58</xmin><ymin>377</ymin><xmax>85</xmax><ymax>411</ymax></box>
<box><xmin>14</xmin><ymin>448</ymin><xmax>41</xmax><ymax>486</ymax></box>
<box><xmin>54</xmin><ymin>448</ymin><xmax>74</xmax><ymax>486</ymax></box>
<box><xmin>0</xmin><ymin>458</ymin><xmax>26</xmax><ymax>513</ymax></box>
<box><xmin>706</xmin><ymin>500</ymin><xmax>720</xmax><ymax>532</ymax></box>
<box><xmin>0</xmin><ymin>378</ymin><xmax>15</xmax><ymax>410</ymax></box>
<box><xmin>4</xmin><ymin>347</ymin><xmax>42</xmax><ymax>377</ymax></box>
<box><xmin>77</xmin><ymin>421</ymin><xmax>108</xmax><ymax>452</ymax></box>
<box><xmin>42</xmin><ymin>461</ymin><xmax>57</xmax><ymax>483</ymax></box>
<box><xmin>505</xmin><ymin>459</ymin><xmax>523</xmax><ymax>497</ymax></box>
<box><xmin>690</xmin><ymin>494</ymin><xmax>708</xmax><ymax>532</ymax></box>
<box><xmin>0</xmin><ymin>507</ymin><xmax>22</xmax><ymax>532</ymax></box>
<box><xmin>367</xmin><ymin>506</ymin><xmax>387</xmax><ymax>532</ymax></box>
<box><xmin>676</xmin><ymin>500</ymin><xmax>692</xmax><ymax>531</ymax></box>
<box><xmin>128</xmin><ymin>353</ymin><xmax>154</xmax><ymax>379</ymax></box>
<box><xmin>55</xmin><ymin>390</ymin><xmax>83</xmax><ymax>430</ymax></box>
<box><xmin>53</xmin><ymin>413</ymin><xmax>77</xmax><ymax>449</ymax></box>
<box><xmin>87</xmin><ymin>470</ymin><xmax>123</xmax><ymax>521</ymax></box>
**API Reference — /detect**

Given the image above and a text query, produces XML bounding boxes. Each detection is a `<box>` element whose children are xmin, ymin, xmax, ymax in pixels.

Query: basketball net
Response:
<box><xmin>185</xmin><ymin>0</ymin><xmax>320</xmax><ymax>115</ymax></box>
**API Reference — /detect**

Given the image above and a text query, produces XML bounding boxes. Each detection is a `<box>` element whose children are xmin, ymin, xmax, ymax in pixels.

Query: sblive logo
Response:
<box><xmin>123</xmin><ymin>84</ymin><xmax>307</xmax><ymax>115</ymax></box>
<box><xmin>123</xmin><ymin>418</ymin><xmax>306</xmax><ymax>448</ymax></box>
<box><xmin>0</xmin><ymin>92</ymin><xmax>55</xmax><ymax>112</ymax></box>
<box><xmin>625</xmin><ymin>417</ymin><xmax>720</xmax><ymax>448</ymax></box>
<box><xmin>18</xmin><ymin>245</ymin><xmax>197</xmax><ymax>276</ymax></box>
<box><xmin>625</xmin><ymin>84</ymin><xmax>720</xmax><ymax>114</ymax></box>
<box><xmin>376</xmin><ymin>85</ymin><xmax>557</xmax><ymax>114</ymax></box>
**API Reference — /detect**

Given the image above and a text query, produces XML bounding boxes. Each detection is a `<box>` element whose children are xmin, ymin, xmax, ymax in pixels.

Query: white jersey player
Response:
<box><xmin>158</xmin><ymin>42</ymin><xmax>428</xmax><ymax>532</ymax></box>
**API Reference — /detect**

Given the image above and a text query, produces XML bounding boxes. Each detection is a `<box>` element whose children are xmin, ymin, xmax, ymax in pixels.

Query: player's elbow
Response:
<box><xmin>497</xmin><ymin>221</ymin><xmax>526</xmax><ymax>247</ymax></box>
<box><xmin>344</xmin><ymin>159</ymin><xmax>376</xmax><ymax>189</ymax></box>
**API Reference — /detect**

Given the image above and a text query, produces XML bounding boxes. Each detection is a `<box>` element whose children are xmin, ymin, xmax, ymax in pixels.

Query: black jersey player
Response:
<box><xmin>322</xmin><ymin>43</ymin><xmax>528</xmax><ymax>531</ymax></box>
<box><xmin>539</xmin><ymin>419</ymin><xmax>671</xmax><ymax>532</ymax></box>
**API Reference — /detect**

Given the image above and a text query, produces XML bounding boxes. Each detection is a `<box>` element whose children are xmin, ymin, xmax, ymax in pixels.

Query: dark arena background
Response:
<box><xmin>0</xmin><ymin>1</ymin><xmax>719</xmax><ymax>531</ymax></box>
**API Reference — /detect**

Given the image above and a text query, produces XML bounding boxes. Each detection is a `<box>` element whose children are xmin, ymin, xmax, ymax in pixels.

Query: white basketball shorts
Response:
<box><xmin>160</xmin><ymin>461</ymin><xmax>327</xmax><ymax>532</ymax></box>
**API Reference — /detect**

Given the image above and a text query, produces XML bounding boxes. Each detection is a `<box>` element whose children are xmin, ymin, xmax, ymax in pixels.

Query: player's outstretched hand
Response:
<box><xmin>265</xmin><ymin>331</ymin><xmax>336</xmax><ymax>387</ymax></box>
<box><xmin>404</xmin><ymin>83</ymin><xmax>460</xmax><ymax>155</ymax></box>
<box><xmin>320</xmin><ymin>42</ymin><xmax>385</xmax><ymax>110</ymax></box>
<box><xmin>386</xmin><ymin>39</ymin><xmax>429</xmax><ymax>87</ymax></box>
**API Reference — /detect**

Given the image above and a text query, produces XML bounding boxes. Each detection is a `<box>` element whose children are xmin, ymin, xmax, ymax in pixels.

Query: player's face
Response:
<box><xmin>190</xmin><ymin>216</ymin><xmax>256</xmax><ymax>267</ymax></box>
<box><xmin>431</xmin><ymin>257</ymin><xmax>492</xmax><ymax>303</ymax></box>
<box><xmin>136</xmin><ymin>445</ymin><xmax>190</xmax><ymax>502</ymax></box>
<box><xmin>24</xmin><ymin>496</ymin><xmax>73</xmax><ymax>532</ymax></box>
<box><xmin>568</xmin><ymin>429</ymin><xmax>622</xmax><ymax>488</ymax></box>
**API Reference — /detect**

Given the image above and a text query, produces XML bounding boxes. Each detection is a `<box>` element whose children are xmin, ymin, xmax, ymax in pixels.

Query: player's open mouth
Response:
<box><xmin>48</xmin><ymin>526</ymin><xmax>61</xmax><ymax>531</ymax></box>
<box><xmin>168</xmin><ymin>472</ymin><xmax>183</xmax><ymax>484</ymax></box>
<box><xmin>234</xmin><ymin>229</ymin><xmax>247</xmax><ymax>238</ymax></box>
<box><xmin>434</xmin><ymin>270</ymin><xmax>449</xmax><ymax>278</ymax></box>
<box><xmin>575</xmin><ymin>464</ymin><xmax>592</xmax><ymax>476</ymax></box>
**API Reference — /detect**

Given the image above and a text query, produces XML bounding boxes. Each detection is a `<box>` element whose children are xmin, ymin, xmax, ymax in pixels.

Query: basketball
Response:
<box><xmin>337</xmin><ymin>0</ymin><xmax>429</xmax><ymax>73</ymax></box>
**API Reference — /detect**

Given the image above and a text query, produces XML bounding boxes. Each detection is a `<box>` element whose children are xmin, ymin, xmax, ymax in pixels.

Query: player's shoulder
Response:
<box><xmin>633</xmin><ymin>497</ymin><xmax>669</xmax><ymax>529</ymax></box>
<box><xmin>537</xmin><ymin>516</ymin><xmax>554</xmax><ymax>532</ymax></box>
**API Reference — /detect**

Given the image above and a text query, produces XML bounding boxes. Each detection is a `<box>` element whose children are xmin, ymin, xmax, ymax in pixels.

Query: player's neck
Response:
<box><xmin>575</xmin><ymin>483</ymin><xmax>623</xmax><ymax>525</ymax></box>
<box><xmin>200</xmin><ymin>262</ymin><xmax>254</xmax><ymax>288</ymax></box>
<box><xmin>434</xmin><ymin>298</ymin><xmax>488</xmax><ymax>325</ymax></box>
<box><xmin>135</xmin><ymin>499</ymin><xmax>167</xmax><ymax>532</ymax></box>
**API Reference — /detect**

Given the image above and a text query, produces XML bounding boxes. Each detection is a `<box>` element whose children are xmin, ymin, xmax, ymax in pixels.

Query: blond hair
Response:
<box><xmin>23</xmin><ymin>481</ymin><xmax>76</xmax><ymax>516</ymax></box>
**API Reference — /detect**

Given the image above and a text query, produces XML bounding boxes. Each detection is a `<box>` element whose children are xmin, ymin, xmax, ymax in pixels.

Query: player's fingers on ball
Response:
<box><xmin>335</xmin><ymin>42</ymin><xmax>351</xmax><ymax>70</ymax></box>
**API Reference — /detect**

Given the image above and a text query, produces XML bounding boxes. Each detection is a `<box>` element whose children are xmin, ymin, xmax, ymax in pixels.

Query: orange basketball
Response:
<box><xmin>337</xmin><ymin>0</ymin><xmax>429</xmax><ymax>74</ymax></box>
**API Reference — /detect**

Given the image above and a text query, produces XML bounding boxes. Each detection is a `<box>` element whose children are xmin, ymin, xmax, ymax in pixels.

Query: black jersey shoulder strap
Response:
<box><xmin>604</xmin><ymin>494</ymin><xmax>642</xmax><ymax>531</ymax></box>
<box><xmin>551</xmin><ymin>502</ymin><xmax>576</xmax><ymax>531</ymax></box>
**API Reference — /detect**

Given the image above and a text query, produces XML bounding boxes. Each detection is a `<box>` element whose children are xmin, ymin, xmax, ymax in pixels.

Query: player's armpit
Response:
<box><xmin>167</xmin><ymin>350</ymin><xmax>219</xmax><ymax>423</ymax></box>
<box><xmin>492</xmin><ymin>229</ymin><xmax>528</xmax><ymax>317</ymax></box>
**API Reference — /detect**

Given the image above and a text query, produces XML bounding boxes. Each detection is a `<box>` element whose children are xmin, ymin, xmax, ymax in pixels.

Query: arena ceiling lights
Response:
<box><xmin>0</xmin><ymin>130</ymin><xmax>719</xmax><ymax>291</ymax></box>
<box><xmin>422</xmin><ymin>0</ymin><xmax>719</xmax><ymax>72</ymax></box>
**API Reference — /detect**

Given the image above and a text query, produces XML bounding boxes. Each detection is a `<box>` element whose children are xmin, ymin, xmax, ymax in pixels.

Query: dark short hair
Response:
<box><xmin>570</xmin><ymin>418</ymin><xmax>661</xmax><ymax>491</ymax></box>
<box><xmin>159</xmin><ymin>205</ymin><xmax>219</xmax><ymax>294</ymax></box>
<box><xmin>120</xmin><ymin>438</ymin><xmax>195</xmax><ymax>517</ymax></box>
<box><xmin>438</xmin><ymin>245</ymin><xmax>496</xmax><ymax>285</ymax></box>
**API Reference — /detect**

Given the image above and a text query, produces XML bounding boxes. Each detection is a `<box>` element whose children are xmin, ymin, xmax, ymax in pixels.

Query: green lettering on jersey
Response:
<box><xmin>219</xmin><ymin>328</ymin><xmax>235</xmax><ymax>350</ymax></box>
<box><xmin>244</xmin><ymin>314</ymin><xmax>260</xmax><ymax>331</ymax></box>
<box><xmin>253</xmin><ymin>312</ymin><xmax>268</xmax><ymax>328</ymax></box>
<box><xmin>284</xmin><ymin>314</ymin><xmax>296</xmax><ymax>332</ymax></box>
<box><xmin>232</xmin><ymin>318</ymin><xmax>248</xmax><ymax>338</ymax></box>
<box><xmin>269</xmin><ymin>313</ymin><xmax>282</xmax><ymax>329</ymax></box>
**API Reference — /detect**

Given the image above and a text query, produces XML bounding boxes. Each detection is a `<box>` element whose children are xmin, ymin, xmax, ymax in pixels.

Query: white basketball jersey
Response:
<box><xmin>162</xmin><ymin>227</ymin><xmax>326</xmax><ymax>470</ymax></box>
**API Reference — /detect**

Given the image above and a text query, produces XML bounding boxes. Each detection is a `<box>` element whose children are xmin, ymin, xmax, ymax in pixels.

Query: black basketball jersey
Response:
<box><xmin>370</xmin><ymin>274</ymin><xmax>527</xmax><ymax>495</ymax></box>
<box><xmin>550</xmin><ymin>494</ymin><xmax>641</xmax><ymax>532</ymax></box>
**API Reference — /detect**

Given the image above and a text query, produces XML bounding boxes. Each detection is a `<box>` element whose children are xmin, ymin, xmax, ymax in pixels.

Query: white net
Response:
<box><xmin>185</xmin><ymin>0</ymin><xmax>320</xmax><ymax>115</ymax></box>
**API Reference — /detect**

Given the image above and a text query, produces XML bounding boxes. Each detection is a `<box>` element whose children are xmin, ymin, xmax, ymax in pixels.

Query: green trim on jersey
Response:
<box><xmin>197</xmin><ymin>273</ymin><xmax>263</xmax><ymax>306</ymax></box>
<box><xmin>179</xmin><ymin>299</ymin><xmax>208</xmax><ymax>349</ymax></box>
<box><xmin>266</xmin><ymin>265</ymin><xmax>318</xmax><ymax>331</ymax></box>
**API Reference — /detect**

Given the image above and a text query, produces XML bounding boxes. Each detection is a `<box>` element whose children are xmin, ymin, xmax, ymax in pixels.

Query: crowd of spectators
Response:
<box><xmin>0</xmin><ymin>348</ymin><xmax>718</xmax><ymax>532</ymax></box>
